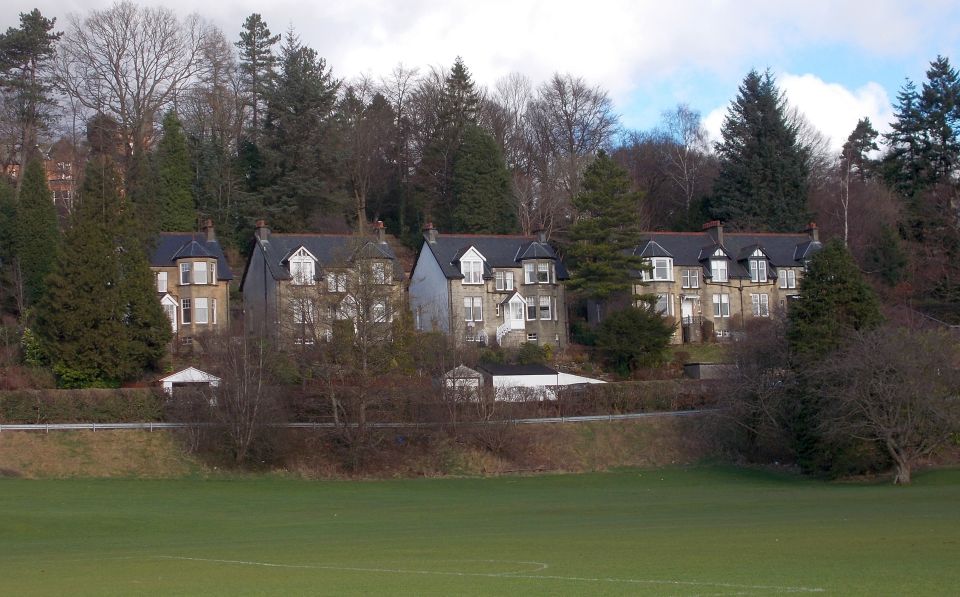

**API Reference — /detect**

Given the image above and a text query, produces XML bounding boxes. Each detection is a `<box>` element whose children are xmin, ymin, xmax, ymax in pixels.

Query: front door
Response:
<box><xmin>509</xmin><ymin>297</ymin><xmax>526</xmax><ymax>330</ymax></box>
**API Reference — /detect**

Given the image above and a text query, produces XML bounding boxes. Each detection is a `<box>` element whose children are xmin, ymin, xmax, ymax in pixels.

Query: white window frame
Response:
<box><xmin>539</xmin><ymin>296</ymin><xmax>551</xmax><ymax>320</ymax></box>
<box><xmin>163</xmin><ymin>303</ymin><xmax>177</xmax><ymax>331</ymax></box>
<box><xmin>195</xmin><ymin>298</ymin><xmax>209</xmax><ymax>324</ymax></box>
<box><xmin>751</xmin><ymin>293</ymin><xmax>769</xmax><ymax>317</ymax></box>
<box><xmin>372</xmin><ymin>300</ymin><xmax>388</xmax><ymax>323</ymax></box>
<box><xmin>711</xmin><ymin>259</ymin><xmax>728</xmax><ymax>283</ymax></box>
<box><xmin>713</xmin><ymin>293</ymin><xmax>730</xmax><ymax>318</ymax></box>
<box><xmin>156</xmin><ymin>271</ymin><xmax>168</xmax><ymax>293</ymax></box>
<box><xmin>779</xmin><ymin>269</ymin><xmax>797</xmax><ymax>289</ymax></box>
<box><xmin>464</xmin><ymin>297</ymin><xmax>482</xmax><ymax>321</ymax></box>
<box><xmin>526</xmin><ymin>332</ymin><xmax>538</xmax><ymax>342</ymax></box>
<box><xmin>644</xmin><ymin>257</ymin><xmax>674</xmax><ymax>282</ymax></box>
<box><xmin>524</xmin><ymin>263</ymin><xmax>535</xmax><ymax>284</ymax></box>
<box><xmin>681</xmin><ymin>269</ymin><xmax>699</xmax><ymax>289</ymax></box>
<box><xmin>537</xmin><ymin>262</ymin><xmax>551</xmax><ymax>283</ymax></box>
<box><xmin>526</xmin><ymin>298</ymin><xmax>537</xmax><ymax>320</ymax></box>
<box><xmin>181</xmin><ymin>298</ymin><xmax>192</xmax><ymax>324</ymax></box>
<box><xmin>655</xmin><ymin>293</ymin><xmax>673</xmax><ymax>316</ymax></box>
<box><xmin>290</xmin><ymin>251</ymin><xmax>315</xmax><ymax>285</ymax></box>
<box><xmin>193</xmin><ymin>261</ymin><xmax>208</xmax><ymax>285</ymax></box>
<box><xmin>461</xmin><ymin>259</ymin><xmax>483</xmax><ymax>285</ymax></box>
<box><xmin>750</xmin><ymin>259</ymin><xmax>768</xmax><ymax>283</ymax></box>
<box><xmin>505</xmin><ymin>271</ymin><xmax>515</xmax><ymax>290</ymax></box>
<box><xmin>495</xmin><ymin>271</ymin><xmax>505</xmax><ymax>291</ymax></box>
<box><xmin>180</xmin><ymin>262</ymin><xmax>191</xmax><ymax>285</ymax></box>
<box><xmin>210</xmin><ymin>262</ymin><xmax>217</xmax><ymax>285</ymax></box>
<box><xmin>212</xmin><ymin>298</ymin><xmax>217</xmax><ymax>325</ymax></box>
<box><xmin>326</xmin><ymin>271</ymin><xmax>347</xmax><ymax>292</ymax></box>
<box><xmin>372</xmin><ymin>261</ymin><xmax>391</xmax><ymax>284</ymax></box>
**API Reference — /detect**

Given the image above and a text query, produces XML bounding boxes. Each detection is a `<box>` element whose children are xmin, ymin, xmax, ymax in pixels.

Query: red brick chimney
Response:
<box><xmin>703</xmin><ymin>220</ymin><xmax>724</xmax><ymax>246</ymax></box>
<box><xmin>203</xmin><ymin>219</ymin><xmax>216</xmax><ymax>243</ymax></box>
<box><xmin>425</xmin><ymin>221</ymin><xmax>437</xmax><ymax>244</ymax></box>
<box><xmin>805</xmin><ymin>222</ymin><xmax>819</xmax><ymax>242</ymax></box>
<box><xmin>374</xmin><ymin>220</ymin><xmax>386</xmax><ymax>244</ymax></box>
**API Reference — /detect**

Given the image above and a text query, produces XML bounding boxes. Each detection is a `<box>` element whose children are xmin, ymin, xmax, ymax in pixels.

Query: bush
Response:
<box><xmin>516</xmin><ymin>342</ymin><xmax>548</xmax><ymax>365</ymax></box>
<box><xmin>594</xmin><ymin>307</ymin><xmax>675</xmax><ymax>377</ymax></box>
<box><xmin>0</xmin><ymin>388</ymin><xmax>164</xmax><ymax>423</ymax></box>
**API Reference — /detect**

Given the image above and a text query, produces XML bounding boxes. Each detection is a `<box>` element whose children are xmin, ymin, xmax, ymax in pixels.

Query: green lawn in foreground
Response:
<box><xmin>1</xmin><ymin>466</ymin><xmax>958</xmax><ymax>596</ymax></box>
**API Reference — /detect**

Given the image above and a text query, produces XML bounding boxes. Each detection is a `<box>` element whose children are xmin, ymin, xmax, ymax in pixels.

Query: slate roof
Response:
<box><xmin>251</xmin><ymin>233</ymin><xmax>400</xmax><ymax>282</ymax></box>
<box><xmin>422</xmin><ymin>234</ymin><xmax>570</xmax><ymax>280</ymax></box>
<box><xmin>634</xmin><ymin>231</ymin><xmax>821</xmax><ymax>281</ymax></box>
<box><xmin>151</xmin><ymin>233</ymin><xmax>234</xmax><ymax>280</ymax></box>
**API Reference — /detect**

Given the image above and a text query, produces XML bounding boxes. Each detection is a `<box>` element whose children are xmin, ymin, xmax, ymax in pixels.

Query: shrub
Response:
<box><xmin>0</xmin><ymin>388</ymin><xmax>163</xmax><ymax>423</ymax></box>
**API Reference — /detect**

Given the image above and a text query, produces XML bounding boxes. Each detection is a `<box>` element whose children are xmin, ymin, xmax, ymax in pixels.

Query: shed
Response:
<box><xmin>159</xmin><ymin>367</ymin><xmax>221</xmax><ymax>396</ymax></box>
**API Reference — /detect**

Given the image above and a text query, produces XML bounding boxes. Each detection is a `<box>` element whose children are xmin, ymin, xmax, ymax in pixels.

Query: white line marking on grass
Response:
<box><xmin>153</xmin><ymin>556</ymin><xmax>824</xmax><ymax>593</ymax></box>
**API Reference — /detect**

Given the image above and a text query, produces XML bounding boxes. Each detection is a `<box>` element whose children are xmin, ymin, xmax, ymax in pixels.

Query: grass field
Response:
<box><xmin>2</xmin><ymin>466</ymin><xmax>958</xmax><ymax>596</ymax></box>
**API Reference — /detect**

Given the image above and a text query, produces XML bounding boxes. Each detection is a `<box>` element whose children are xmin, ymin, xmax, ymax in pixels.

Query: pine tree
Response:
<box><xmin>35</xmin><ymin>158</ymin><xmax>170</xmax><ymax>387</ymax></box>
<box><xmin>0</xmin><ymin>178</ymin><xmax>16</xmax><ymax>313</ymax></box>
<box><xmin>451</xmin><ymin>124</ymin><xmax>517</xmax><ymax>234</ymax></box>
<box><xmin>786</xmin><ymin>240</ymin><xmax>883</xmax><ymax>362</ymax></box>
<box><xmin>566</xmin><ymin>151</ymin><xmax>645</xmax><ymax>300</ymax></box>
<box><xmin>710</xmin><ymin>69</ymin><xmax>810</xmax><ymax>232</ymax></box>
<box><xmin>415</xmin><ymin>57</ymin><xmax>481</xmax><ymax>228</ymax></box>
<box><xmin>236</xmin><ymin>14</ymin><xmax>280</xmax><ymax>134</ymax></box>
<box><xmin>919</xmin><ymin>56</ymin><xmax>960</xmax><ymax>181</ymax></box>
<box><xmin>840</xmin><ymin>118</ymin><xmax>879</xmax><ymax>181</ymax></box>
<box><xmin>259</xmin><ymin>32</ymin><xmax>340</xmax><ymax>231</ymax></box>
<box><xmin>13</xmin><ymin>158</ymin><xmax>59</xmax><ymax>307</ymax></box>
<box><xmin>0</xmin><ymin>9</ymin><xmax>61</xmax><ymax>179</ymax></box>
<box><xmin>155</xmin><ymin>111</ymin><xmax>196</xmax><ymax>231</ymax></box>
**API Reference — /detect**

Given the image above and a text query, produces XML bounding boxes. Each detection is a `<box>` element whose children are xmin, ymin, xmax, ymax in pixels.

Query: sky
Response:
<box><xmin>5</xmin><ymin>0</ymin><xmax>960</xmax><ymax>151</ymax></box>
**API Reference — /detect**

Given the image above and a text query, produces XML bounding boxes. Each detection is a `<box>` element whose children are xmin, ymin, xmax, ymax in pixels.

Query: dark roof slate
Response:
<box><xmin>151</xmin><ymin>233</ymin><xmax>233</xmax><ymax>280</ymax></box>
<box><xmin>423</xmin><ymin>234</ymin><xmax>570</xmax><ymax>280</ymax></box>
<box><xmin>254</xmin><ymin>234</ymin><xmax>400</xmax><ymax>282</ymax></box>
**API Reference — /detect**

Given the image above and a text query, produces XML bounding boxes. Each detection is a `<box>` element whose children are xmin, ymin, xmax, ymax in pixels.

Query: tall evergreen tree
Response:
<box><xmin>259</xmin><ymin>32</ymin><xmax>341</xmax><ymax>231</ymax></box>
<box><xmin>787</xmin><ymin>240</ymin><xmax>883</xmax><ymax>362</ymax></box>
<box><xmin>35</xmin><ymin>158</ymin><xmax>170</xmax><ymax>387</ymax></box>
<box><xmin>155</xmin><ymin>110</ymin><xmax>196</xmax><ymax>231</ymax></box>
<box><xmin>0</xmin><ymin>9</ymin><xmax>61</xmax><ymax>179</ymax></box>
<box><xmin>415</xmin><ymin>57</ymin><xmax>481</xmax><ymax>228</ymax></box>
<box><xmin>566</xmin><ymin>151</ymin><xmax>645</xmax><ymax>301</ymax></box>
<box><xmin>919</xmin><ymin>56</ymin><xmax>960</xmax><ymax>182</ymax></box>
<box><xmin>13</xmin><ymin>158</ymin><xmax>59</xmax><ymax>307</ymax></box>
<box><xmin>451</xmin><ymin>124</ymin><xmax>517</xmax><ymax>234</ymax></box>
<box><xmin>840</xmin><ymin>118</ymin><xmax>879</xmax><ymax>181</ymax></box>
<box><xmin>236</xmin><ymin>14</ymin><xmax>280</xmax><ymax>135</ymax></box>
<box><xmin>710</xmin><ymin>69</ymin><xmax>810</xmax><ymax>232</ymax></box>
<box><xmin>0</xmin><ymin>178</ymin><xmax>16</xmax><ymax>313</ymax></box>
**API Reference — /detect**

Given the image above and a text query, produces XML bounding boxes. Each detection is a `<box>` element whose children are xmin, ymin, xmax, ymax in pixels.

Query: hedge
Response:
<box><xmin>0</xmin><ymin>389</ymin><xmax>164</xmax><ymax>423</ymax></box>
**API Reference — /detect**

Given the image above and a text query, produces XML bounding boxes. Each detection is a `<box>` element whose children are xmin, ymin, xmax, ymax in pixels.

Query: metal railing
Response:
<box><xmin>0</xmin><ymin>409</ymin><xmax>719</xmax><ymax>432</ymax></box>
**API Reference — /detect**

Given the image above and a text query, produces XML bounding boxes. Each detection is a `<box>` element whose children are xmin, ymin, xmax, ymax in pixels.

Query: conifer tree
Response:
<box><xmin>566</xmin><ymin>151</ymin><xmax>645</xmax><ymax>300</ymax></box>
<box><xmin>36</xmin><ymin>158</ymin><xmax>170</xmax><ymax>387</ymax></box>
<box><xmin>156</xmin><ymin>110</ymin><xmax>196</xmax><ymax>231</ymax></box>
<box><xmin>710</xmin><ymin>69</ymin><xmax>810</xmax><ymax>232</ymax></box>
<box><xmin>0</xmin><ymin>9</ymin><xmax>61</xmax><ymax>182</ymax></box>
<box><xmin>236</xmin><ymin>13</ymin><xmax>280</xmax><ymax>135</ymax></box>
<box><xmin>0</xmin><ymin>178</ymin><xmax>16</xmax><ymax>312</ymax></box>
<box><xmin>259</xmin><ymin>32</ymin><xmax>340</xmax><ymax>231</ymax></box>
<box><xmin>451</xmin><ymin>124</ymin><xmax>517</xmax><ymax>234</ymax></box>
<box><xmin>786</xmin><ymin>240</ymin><xmax>883</xmax><ymax>363</ymax></box>
<box><xmin>14</xmin><ymin>157</ymin><xmax>59</xmax><ymax>307</ymax></box>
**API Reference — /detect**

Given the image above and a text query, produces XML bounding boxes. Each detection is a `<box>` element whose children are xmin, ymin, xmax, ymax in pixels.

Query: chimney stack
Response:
<box><xmin>805</xmin><ymin>222</ymin><xmax>819</xmax><ymax>242</ymax></box>
<box><xmin>255</xmin><ymin>219</ymin><xmax>270</xmax><ymax>241</ymax></box>
<box><xmin>534</xmin><ymin>228</ymin><xmax>547</xmax><ymax>243</ymax></box>
<box><xmin>203</xmin><ymin>219</ymin><xmax>216</xmax><ymax>243</ymax></box>
<box><xmin>425</xmin><ymin>221</ymin><xmax>437</xmax><ymax>244</ymax></box>
<box><xmin>374</xmin><ymin>220</ymin><xmax>386</xmax><ymax>244</ymax></box>
<box><xmin>703</xmin><ymin>220</ymin><xmax>724</xmax><ymax>246</ymax></box>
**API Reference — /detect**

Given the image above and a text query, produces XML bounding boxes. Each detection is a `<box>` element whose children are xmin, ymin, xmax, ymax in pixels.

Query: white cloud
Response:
<box><xmin>703</xmin><ymin>74</ymin><xmax>894</xmax><ymax>153</ymax></box>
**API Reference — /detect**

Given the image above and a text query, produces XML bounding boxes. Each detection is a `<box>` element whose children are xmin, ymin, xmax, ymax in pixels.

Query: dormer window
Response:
<box><xmin>461</xmin><ymin>259</ymin><xmax>483</xmax><ymax>284</ymax></box>
<box><xmin>710</xmin><ymin>258</ymin><xmax>728</xmax><ymax>283</ymax></box>
<box><xmin>290</xmin><ymin>248</ymin><xmax>316</xmax><ymax>285</ymax></box>
<box><xmin>642</xmin><ymin>257</ymin><xmax>673</xmax><ymax>282</ymax></box>
<box><xmin>749</xmin><ymin>259</ymin><xmax>767</xmax><ymax>283</ymax></box>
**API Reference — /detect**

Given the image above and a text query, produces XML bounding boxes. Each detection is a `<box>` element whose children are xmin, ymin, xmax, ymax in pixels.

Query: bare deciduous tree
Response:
<box><xmin>55</xmin><ymin>1</ymin><xmax>210</xmax><ymax>171</ymax></box>
<box><xmin>815</xmin><ymin>325</ymin><xmax>960</xmax><ymax>484</ymax></box>
<box><xmin>661</xmin><ymin>104</ymin><xmax>711</xmax><ymax>215</ymax></box>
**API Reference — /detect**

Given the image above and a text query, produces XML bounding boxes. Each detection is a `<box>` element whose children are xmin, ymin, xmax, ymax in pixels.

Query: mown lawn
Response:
<box><xmin>1</xmin><ymin>466</ymin><xmax>958</xmax><ymax>595</ymax></box>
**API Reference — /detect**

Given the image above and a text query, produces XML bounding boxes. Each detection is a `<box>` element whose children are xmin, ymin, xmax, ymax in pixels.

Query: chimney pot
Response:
<box><xmin>806</xmin><ymin>222</ymin><xmax>819</xmax><ymax>242</ymax></box>
<box><xmin>374</xmin><ymin>220</ymin><xmax>386</xmax><ymax>243</ymax></box>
